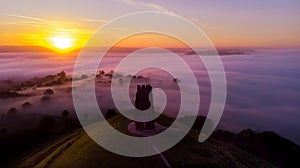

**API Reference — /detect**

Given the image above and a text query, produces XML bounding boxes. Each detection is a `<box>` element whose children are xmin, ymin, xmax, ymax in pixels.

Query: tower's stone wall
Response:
<box><xmin>134</xmin><ymin>85</ymin><xmax>155</xmax><ymax>131</ymax></box>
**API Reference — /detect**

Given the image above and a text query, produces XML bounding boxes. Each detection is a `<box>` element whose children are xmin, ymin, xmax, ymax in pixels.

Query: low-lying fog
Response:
<box><xmin>0</xmin><ymin>48</ymin><xmax>300</xmax><ymax>144</ymax></box>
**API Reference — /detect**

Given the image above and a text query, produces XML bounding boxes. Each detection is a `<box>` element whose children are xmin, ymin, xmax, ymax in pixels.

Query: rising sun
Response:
<box><xmin>43</xmin><ymin>29</ymin><xmax>87</xmax><ymax>53</ymax></box>
<box><xmin>50</xmin><ymin>37</ymin><xmax>74</xmax><ymax>50</ymax></box>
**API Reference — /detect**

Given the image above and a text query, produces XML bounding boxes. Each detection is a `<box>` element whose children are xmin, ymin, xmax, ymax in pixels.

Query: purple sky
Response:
<box><xmin>0</xmin><ymin>0</ymin><xmax>299</xmax><ymax>47</ymax></box>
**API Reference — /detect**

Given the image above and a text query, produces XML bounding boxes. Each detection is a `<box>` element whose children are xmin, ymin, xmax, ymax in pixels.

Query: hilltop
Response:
<box><xmin>6</xmin><ymin>113</ymin><xmax>295</xmax><ymax>168</ymax></box>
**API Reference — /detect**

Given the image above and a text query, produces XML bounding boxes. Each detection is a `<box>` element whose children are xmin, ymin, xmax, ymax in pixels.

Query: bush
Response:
<box><xmin>7</xmin><ymin>108</ymin><xmax>18</xmax><ymax>115</ymax></box>
<box><xmin>61</xmin><ymin>110</ymin><xmax>70</xmax><ymax>118</ymax></box>
<box><xmin>43</xmin><ymin>88</ymin><xmax>54</xmax><ymax>95</ymax></box>
<box><xmin>81</xmin><ymin>74</ymin><xmax>88</xmax><ymax>79</ymax></box>
<box><xmin>173</xmin><ymin>78</ymin><xmax>180</xmax><ymax>83</ymax></box>
<box><xmin>22</xmin><ymin>102</ymin><xmax>33</xmax><ymax>108</ymax></box>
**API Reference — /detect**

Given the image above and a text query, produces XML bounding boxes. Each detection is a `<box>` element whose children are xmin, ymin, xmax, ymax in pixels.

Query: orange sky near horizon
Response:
<box><xmin>1</xmin><ymin>18</ymin><xmax>299</xmax><ymax>51</ymax></box>
<box><xmin>0</xmin><ymin>0</ymin><xmax>299</xmax><ymax>51</ymax></box>
<box><xmin>1</xmin><ymin>19</ymin><xmax>299</xmax><ymax>51</ymax></box>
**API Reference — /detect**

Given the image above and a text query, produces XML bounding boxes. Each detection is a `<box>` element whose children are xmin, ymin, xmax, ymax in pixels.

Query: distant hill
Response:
<box><xmin>0</xmin><ymin>46</ymin><xmax>254</xmax><ymax>55</ymax></box>
<box><xmin>7</xmin><ymin>114</ymin><xmax>289</xmax><ymax>168</ymax></box>
<box><xmin>185</xmin><ymin>48</ymin><xmax>255</xmax><ymax>56</ymax></box>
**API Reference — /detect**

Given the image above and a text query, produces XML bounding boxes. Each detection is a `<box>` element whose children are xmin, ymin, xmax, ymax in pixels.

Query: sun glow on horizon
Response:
<box><xmin>44</xmin><ymin>29</ymin><xmax>88</xmax><ymax>53</ymax></box>
<box><xmin>50</xmin><ymin>37</ymin><xmax>74</xmax><ymax>50</ymax></box>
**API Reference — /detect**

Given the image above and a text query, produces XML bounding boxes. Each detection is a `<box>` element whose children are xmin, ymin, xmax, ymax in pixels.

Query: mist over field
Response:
<box><xmin>0</xmin><ymin>48</ymin><xmax>300</xmax><ymax>144</ymax></box>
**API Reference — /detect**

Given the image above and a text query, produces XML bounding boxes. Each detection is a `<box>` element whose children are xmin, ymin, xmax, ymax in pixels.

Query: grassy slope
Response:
<box><xmin>15</xmin><ymin>114</ymin><xmax>276</xmax><ymax>168</ymax></box>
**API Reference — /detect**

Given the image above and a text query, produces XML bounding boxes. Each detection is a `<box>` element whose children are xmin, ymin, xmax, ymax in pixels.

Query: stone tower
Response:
<box><xmin>134</xmin><ymin>84</ymin><xmax>155</xmax><ymax>131</ymax></box>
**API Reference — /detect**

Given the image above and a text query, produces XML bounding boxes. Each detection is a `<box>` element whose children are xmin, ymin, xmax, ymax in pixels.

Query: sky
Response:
<box><xmin>0</xmin><ymin>0</ymin><xmax>299</xmax><ymax>49</ymax></box>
